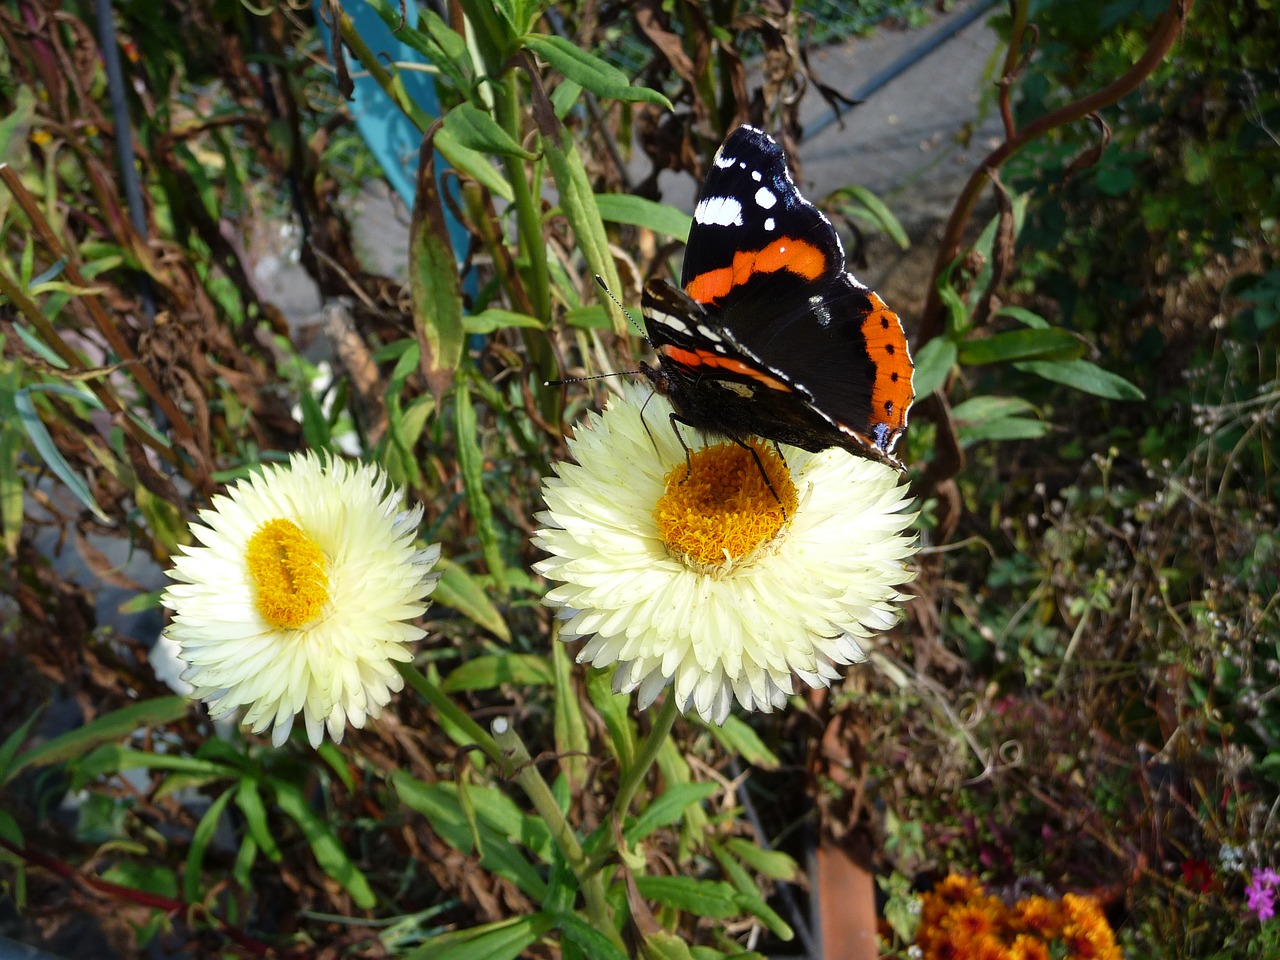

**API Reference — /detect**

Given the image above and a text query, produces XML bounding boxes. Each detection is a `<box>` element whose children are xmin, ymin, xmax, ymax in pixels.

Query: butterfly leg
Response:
<box><xmin>668</xmin><ymin>413</ymin><xmax>695</xmax><ymax>484</ymax></box>
<box><xmin>725</xmin><ymin>434</ymin><xmax>787</xmax><ymax>518</ymax></box>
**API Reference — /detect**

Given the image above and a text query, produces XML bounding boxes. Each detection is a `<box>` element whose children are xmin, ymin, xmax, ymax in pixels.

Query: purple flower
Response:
<box><xmin>1247</xmin><ymin>870</ymin><xmax>1278</xmax><ymax>921</ymax></box>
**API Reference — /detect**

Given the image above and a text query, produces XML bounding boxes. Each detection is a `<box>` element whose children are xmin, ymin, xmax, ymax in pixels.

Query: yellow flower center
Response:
<box><xmin>654</xmin><ymin>440</ymin><xmax>797</xmax><ymax>567</ymax></box>
<box><xmin>244</xmin><ymin>518</ymin><xmax>330</xmax><ymax>630</ymax></box>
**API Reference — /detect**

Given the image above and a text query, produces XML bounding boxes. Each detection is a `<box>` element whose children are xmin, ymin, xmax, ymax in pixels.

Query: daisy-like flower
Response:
<box><xmin>533</xmin><ymin>384</ymin><xmax>916</xmax><ymax>724</ymax></box>
<box><xmin>162</xmin><ymin>452</ymin><xmax>440</xmax><ymax>747</ymax></box>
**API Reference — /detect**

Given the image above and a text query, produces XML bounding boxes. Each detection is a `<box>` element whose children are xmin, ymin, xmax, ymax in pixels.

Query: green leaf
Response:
<box><xmin>910</xmin><ymin>337</ymin><xmax>956</xmax><ymax>398</ymax></box>
<box><xmin>593</xmin><ymin>195</ymin><xmax>692</xmax><ymax>239</ymax></box>
<box><xmin>453</xmin><ymin>380</ymin><xmax>507</xmax><ymax>585</ymax></box>
<box><xmin>433</xmin><ymin>557</ymin><xmax>512</xmax><ymax>642</ymax></box>
<box><xmin>551</xmin><ymin>79</ymin><xmax>583</xmax><ymax>119</ymax></box>
<box><xmin>403</xmin><ymin>915</ymin><xmax>553</xmax><ymax>960</ymax></box>
<box><xmin>654</xmin><ymin>739</ymin><xmax>707</xmax><ymax>859</ymax></box>
<box><xmin>297</xmin><ymin>387</ymin><xmax>331</xmax><ymax>450</ymax></box>
<box><xmin>564</xmin><ymin>304</ymin><xmax>611</xmax><ymax>330</ymax></box>
<box><xmin>232</xmin><ymin>833</ymin><xmax>258</xmax><ymax>892</ymax></box>
<box><xmin>316</xmin><ymin>740</ymin><xmax>356</xmax><ymax>792</ymax></box>
<box><xmin>464</xmin><ymin>308</ymin><xmax>544</xmax><ymax>333</ymax></box>
<box><xmin>828</xmin><ymin>184</ymin><xmax>909</xmax><ymax>249</ymax></box>
<box><xmin>523</xmin><ymin>35</ymin><xmax>672</xmax><ymax>109</ymax></box>
<box><xmin>235</xmin><ymin>779</ymin><xmax>282</xmax><ymax>862</ymax></box>
<box><xmin>184</xmin><ymin>786</ymin><xmax>235</xmax><ymax>903</ymax></box>
<box><xmin>0</xmin><ymin>86</ymin><xmax>37</xmax><ymax>165</ymax></box>
<box><xmin>639</xmin><ymin>932</ymin><xmax>696</xmax><ymax>960</ymax></box>
<box><xmin>700</xmin><ymin>715</ymin><xmax>779</xmax><ymax>770</ymax></box>
<box><xmin>1016</xmin><ymin>359</ymin><xmax>1146</xmax><ymax>400</ymax></box>
<box><xmin>0</xmin><ymin>807</ymin><xmax>24</xmax><ymax>847</ymax></box>
<box><xmin>433</xmin><ymin>128</ymin><xmax>515</xmax><ymax>203</ymax></box>
<box><xmin>441</xmin><ymin>653</ymin><xmax>555</xmax><ymax>693</ymax></box>
<box><xmin>272</xmin><ymin>781</ymin><xmax>376</xmax><ymax>909</ymax></box>
<box><xmin>13</xmin><ymin>388</ymin><xmax>109</xmax><ymax>522</ymax></box>
<box><xmin>365</xmin><ymin>0</ymin><xmax>473</xmax><ymax>92</ymax></box>
<box><xmin>1</xmin><ymin>413</ymin><xmax>24</xmax><ymax>555</ymax></box>
<box><xmin>957</xmin><ymin>328</ymin><xmax>1081</xmax><ymax>365</ymax></box>
<box><xmin>444</xmin><ymin>103</ymin><xmax>538</xmax><ymax>159</ymax></box>
<box><xmin>710</xmin><ymin>843</ymin><xmax>793</xmax><ymax>940</ymax></box>
<box><xmin>70</xmin><ymin>745</ymin><xmax>239</xmax><ymax>791</ymax></box>
<box><xmin>552</xmin><ymin>641</ymin><xmax>589</xmax><ymax>790</ymax></box>
<box><xmin>937</xmin><ymin>270</ymin><xmax>971</xmax><ymax>336</ymax></box>
<box><xmin>552</xmin><ymin>912</ymin><xmax>628</xmax><ymax>960</ymax></box>
<box><xmin>585</xmin><ymin>666</ymin><xmax>636</xmax><ymax>769</ymax></box>
<box><xmin>625</xmin><ymin>782</ymin><xmax>719</xmax><ymax>843</ymax></box>
<box><xmin>543</xmin><ymin>138</ymin><xmax>627</xmax><ymax>335</ymax></box>
<box><xmin>411</xmin><ymin>134</ymin><xmax>466</xmax><ymax>396</ymax></box>
<box><xmin>950</xmin><ymin>396</ymin><xmax>1037</xmax><ymax>422</ymax></box>
<box><xmin>101</xmin><ymin>862</ymin><xmax>178</xmax><ymax>899</ymax></box>
<box><xmin>0</xmin><ymin>708</ymin><xmax>42</xmax><ymax>780</ymax></box>
<box><xmin>4</xmin><ymin>697</ymin><xmax>189</xmax><ymax>785</ymax></box>
<box><xmin>995</xmin><ymin>305</ymin><xmax>1050</xmax><ymax>329</ymax></box>
<box><xmin>393</xmin><ymin>775</ymin><xmax>548</xmax><ymax>897</ymax></box>
<box><xmin>957</xmin><ymin>417</ymin><xmax>1052</xmax><ymax>445</ymax></box>
<box><xmin>633</xmin><ymin>875</ymin><xmax>741</xmax><ymax>917</ymax></box>
<box><xmin>722</xmin><ymin>837</ymin><xmax>800</xmax><ymax>882</ymax></box>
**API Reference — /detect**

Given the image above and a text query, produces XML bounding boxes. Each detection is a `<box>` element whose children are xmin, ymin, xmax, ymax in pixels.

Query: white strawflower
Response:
<box><xmin>533</xmin><ymin>384</ymin><xmax>916</xmax><ymax>724</ymax></box>
<box><xmin>161</xmin><ymin>452</ymin><xmax>440</xmax><ymax>747</ymax></box>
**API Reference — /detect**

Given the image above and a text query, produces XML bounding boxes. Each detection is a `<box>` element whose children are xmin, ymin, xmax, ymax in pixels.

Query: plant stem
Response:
<box><xmin>918</xmin><ymin>0</ymin><xmax>1194</xmax><ymax>347</ymax></box>
<box><xmin>584</xmin><ymin>694</ymin><xmax>681</xmax><ymax>878</ymax></box>
<box><xmin>492</xmin><ymin>719</ymin><xmax>624</xmax><ymax>949</ymax></box>
<box><xmin>395</xmin><ymin>662</ymin><xmax>502</xmax><ymax>766</ymax></box>
<box><xmin>615</xmin><ymin>695</ymin><xmax>680</xmax><ymax>818</ymax></box>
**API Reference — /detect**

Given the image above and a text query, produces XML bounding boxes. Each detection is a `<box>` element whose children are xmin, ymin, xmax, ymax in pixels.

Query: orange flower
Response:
<box><xmin>945</xmin><ymin>900</ymin><xmax>1003</xmax><ymax>943</ymax></box>
<box><xmin>1009</xmin><ymin>934</ymin><xmax>1051</xmax><ymax>960</ymax></box>
<box><xmin>914</xmin><ymin>876</ymin><xmax>1122</xmax><ymax>960</ymax></box>
<box><xmin>922</xmin><ymin>873</ymin><xmax>987</xmax><ymax>929</ymax></box>
<box><xmin>935</xmin><ymin>873</ymin><xmax>986</xmax><ymax>904</ymax></box>
<box><xmin>972</xmin><ymin>934</ymin><xmax>1011</xmax><ymax>960</ymax></box>
<box><xmin>1059</xmin><ymin>893</ymin><xmax>1122</xmax><ymax>960</ymax></box>
<box><xmin>1011</xmin><ymin>895</ymin><xmax>1062</xmax><ymax>939</ymax></box>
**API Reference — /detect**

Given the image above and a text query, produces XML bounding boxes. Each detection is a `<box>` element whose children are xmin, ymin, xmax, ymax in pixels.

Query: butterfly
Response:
<box><xmin>640</xmin><ymin>125</ymin><xmax>914</xmax><ymax>468</ymax></box>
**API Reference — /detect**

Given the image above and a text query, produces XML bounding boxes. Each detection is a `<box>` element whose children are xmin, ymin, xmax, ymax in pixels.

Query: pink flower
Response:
<box><xmin>1247</xmin><ymin>870</ymin><xmax>1277</xmax><ymax>921</ymax></box>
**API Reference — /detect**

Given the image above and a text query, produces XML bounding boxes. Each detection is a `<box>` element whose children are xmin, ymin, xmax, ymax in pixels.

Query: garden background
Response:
<box><xmin>0</xmin><ymin>0</ymin><xmax>1277</xmax><ymax>957</ymax></box>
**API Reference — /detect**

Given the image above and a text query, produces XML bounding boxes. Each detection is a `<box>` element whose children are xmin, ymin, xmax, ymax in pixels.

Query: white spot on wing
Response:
<box><xmin>755</xmin><ymin>187</ymin><xmax>777</xmax><ymax>209</ymax></box>
<box><xmin>714</xmin><ymin>152</ymin><xmax>736</xmax><ymax>169</ymax></box>
<box><xmin>764</xmin><ymin>217</ymin><xmax>775</xmax><ymax>231</ymax></box>
<box><xmin>694</xmin><ymin>195</ymin><xmax>744</xmax><ymax>226</ymax></box>
<box><xmin>751</xmin><ymin>170</ymin><xmax>762</xmax><ymax>182</ymax></box>
<box><xmin>656</xmin><ymin>313</ymin><xmax>690</xmax><ymax>334</ymax></box>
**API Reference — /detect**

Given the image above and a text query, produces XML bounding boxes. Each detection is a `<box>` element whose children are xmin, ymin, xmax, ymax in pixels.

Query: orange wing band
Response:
<box><xmin>660</xmin><ymin>345</ymin><xmax>793</xmax><ymax>392</ymax></box>
<box><xmin>684</xmin><ymin>237</ymin><xmax>828</xmax><ymax>305</ymax></box>
<box><xmin>860</xmin><ymin>292</ymin><xmax>915</xmax><ymax>430</ymax></box>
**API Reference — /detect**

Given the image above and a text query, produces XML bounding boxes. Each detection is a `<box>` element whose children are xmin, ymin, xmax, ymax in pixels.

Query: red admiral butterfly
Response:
<box><xmin>641</xmin><ymin>125</ymin><xmax>914</xmax><ymax>468</ymax></box>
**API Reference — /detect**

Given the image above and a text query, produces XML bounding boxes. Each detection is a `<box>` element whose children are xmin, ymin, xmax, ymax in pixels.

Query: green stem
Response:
<box><xmin>615</xmin><ymin>695</ymin><xmax>680</xmax><ymax>817</ymax></box>
<box><xmin>395</xmin><ymin>662</ymin><xmax>502</xmax><ymax>766</ymax></box>
<box><xmin>493</xmin><ymin>73</ymin><xmax>551</xmax><ymax>324</ymax></box>
<box><xmin>584</xmin><ymin>694</ymin><xmax>681</xmax><ymax>877</ymax></box>
<box><xmin>335</xmin><ymin>11</ymin><xmax>434</xmax><ymax>132</ymax></box>
<box><xmin>492</xmin><ymin>719</ymin><xmax>623</xmax><ymax>949</ymax></box>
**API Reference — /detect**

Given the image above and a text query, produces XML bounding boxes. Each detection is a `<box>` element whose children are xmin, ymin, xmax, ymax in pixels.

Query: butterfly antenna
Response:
<box><xmin>545</xmin><ymin>370</ymin><xmax>644</xmax><ymax>387</ymax></box>
<box><xmin>594</xmin><ymin>275</ymin><xmax>649</xmax><ymax>341</ymax></box>
<box><xmin>545</xmin><ymin>278</ymin><xmax>650</xmax><ymax>386</ymax></box>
